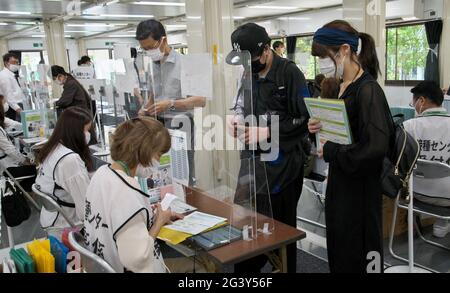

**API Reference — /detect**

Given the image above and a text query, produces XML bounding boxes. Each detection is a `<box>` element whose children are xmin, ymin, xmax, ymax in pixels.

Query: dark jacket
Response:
<box><xmin>56</xmin><ymin>75</ymin><xmax>91</xmax><ymax>111</ymax></box>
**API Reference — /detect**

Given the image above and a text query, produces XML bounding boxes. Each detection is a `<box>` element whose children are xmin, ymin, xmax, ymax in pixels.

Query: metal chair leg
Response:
<box><xmin>414</xmin><ymin>216</ymin><xmax>450</xmax><ymax>251</ymax></box>
<box><xmin>387</xmin><ymin>196</ymin><xmax>439</xmax><ymax>273</ymax></box>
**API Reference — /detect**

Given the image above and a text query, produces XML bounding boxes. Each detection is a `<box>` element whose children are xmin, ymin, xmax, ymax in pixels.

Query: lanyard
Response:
<box><xmin>115</xmin><ymin>161</ymin><xmax>131</xmax><ymax>177</ymax></box>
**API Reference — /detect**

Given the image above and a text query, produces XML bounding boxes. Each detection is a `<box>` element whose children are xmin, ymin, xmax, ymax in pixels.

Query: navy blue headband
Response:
<box><xmin>313</xmin><ymin>27</ymin><xmax>359</xmax><ymax>52</ymax></box>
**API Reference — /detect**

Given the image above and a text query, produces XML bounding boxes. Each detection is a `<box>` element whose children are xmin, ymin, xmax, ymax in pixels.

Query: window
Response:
<box><xmin>386</xmin><ymin>24</ymin><xmax>428</xmax><ymax>84</ymax></box>
<box><xmin>87</xmin><ymin>49</ymin><xmax>112</xmax><ymax>63</ymax></box>
<box><xmin>21</xmin><ymin>51</ymin><xmax>46</xmax><ymax>74</ymax></box>
<box><xmin>294</xmin><ymin>36</ymin><xmax>318</xmax><ymax>80</ymax></box>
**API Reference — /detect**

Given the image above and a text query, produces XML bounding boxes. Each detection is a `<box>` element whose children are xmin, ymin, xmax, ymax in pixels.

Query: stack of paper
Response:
<box><xmin>166</xmin><ymin>212</ymin><xmax>227</xmax><ymax>235</ymax></box>
<box><xmin>158</xmin><ymin>212</ymin><xmax>227</xmax><ymax>245</ymax></box>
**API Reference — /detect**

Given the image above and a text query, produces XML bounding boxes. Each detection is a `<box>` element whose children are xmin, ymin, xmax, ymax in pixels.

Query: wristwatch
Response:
<box><xmin>169</xmin><ymin>99</ymin><xmax>176</xmax><ymax>111</ymax></box>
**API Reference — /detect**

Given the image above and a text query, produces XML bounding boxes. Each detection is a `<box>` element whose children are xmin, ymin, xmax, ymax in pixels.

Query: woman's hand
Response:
<box><xmin>308</xmin><ymin>118</ymin><xmax>322</xmax><ymax>134</ymax></box>
<box><xmin>153</xmin><ymin>204</ymin><xmax>173</xmax><ymax>226</ymax></box>
<box><xmin>149</xmin><ymin>204</ymin><xmax>173</xmax><ymax>239</ymax></box>
<box><xmin>171</xmin><ymin>212</ymin><xmax>184</xmax><ymax>222</ymax></box>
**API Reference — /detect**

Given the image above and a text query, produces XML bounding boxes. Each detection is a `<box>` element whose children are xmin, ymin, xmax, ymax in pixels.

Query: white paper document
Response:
<box><xmin>165</xmin><ymin>212</ymin><xmax>227</xmax><ymax>235</ymax></box>
<box><xmin>180</xmin><ymin>53</ymin><xmax>213</xmax><ymax>100</ymax></box>
<box><xmin>161</xmin><ymin>193</ymin><xmax>178</xmax><ymax>211</ymax></box>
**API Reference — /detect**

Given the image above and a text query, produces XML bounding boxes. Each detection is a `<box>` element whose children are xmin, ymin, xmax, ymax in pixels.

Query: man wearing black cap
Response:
<box><xmin>227</xmin><ymin>23</ymin><xmax>310</xmax><ymax>273</ymax></box>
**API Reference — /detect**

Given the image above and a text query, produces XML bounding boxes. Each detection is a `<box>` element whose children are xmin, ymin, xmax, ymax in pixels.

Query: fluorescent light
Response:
<box><xmin>248</xmin><ymin>5</ymin><xmax>298</xmax><ymax>10</ymax></box>
<box><xmin>0</xmin><ymin>23</ymin><xmax>8</xmax><ymax>26</ymax></box>
<box><xmin>67</xmin><ymin>23</ymin><xmax>127</xmax><ymax>27</ymax></box>
<box><xmin>97</xmin><ymin>14</ymin><xmax>154</xmax><ymax>18</ymax></box>
<box><xmin>402</xmin><ymin>16</ymin><xmax>418</xmax><ymax>21</ymax></box>
<box><xmin>32</xmin><ymin>35</ymin><xmax>72</xmax><ymax>38</ymax></box>
<box><xmin>278</xmin><ymin>17</ymin><xmax>311</xmax><ymax>21</ymax></box>
<box><xmin>109</xmin><ymin>34</ymin><xmax>135</xmax><ymax>37</ymax></box>
<box><xmin>16</xmin><ymin>21</ymin><xmax>37</xmax><ymax>25</ymax></box>
<box><xmin>0</xmin><ymin>10</ymin><xmax>31</xmax><ymax>15</ymax></box>
<box><xmin>187</xmin><ymin>16</ymin><xmax>201</xmax><ymax>20</ymax></box>
<box><xmin>166</xmin><ymin>24</ymin><xmax>187</xmax><ymax>29</ymax></box>
<box><xmin>65</xmin><ymin>30</ymin><xmax>101</xmax><ymax>33</ymax></box>
<box><xmin>132</xmin><ymin>1</ymin><xmax>185</xmax><ymax>6</ymax></box>
<box><xmin>233</xmin><ymin>16</ymin><xmax>246</xmax><ymax>20</ymax></box>
<box><xmin>104</xmin><ymin>0</ymin><xmax>120</xmax><ymax>5</ymax></box>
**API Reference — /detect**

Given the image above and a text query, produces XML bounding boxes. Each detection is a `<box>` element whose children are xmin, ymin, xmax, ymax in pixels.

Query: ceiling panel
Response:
<box><xmin>234</xmin><ymin>0</ymin><xmax>342</xmax><ymax>19</ymax></box>
<box><xmin>0</xmin><ymin>0</ymin><xmax>345</xmax><ymax>39</ymax></box>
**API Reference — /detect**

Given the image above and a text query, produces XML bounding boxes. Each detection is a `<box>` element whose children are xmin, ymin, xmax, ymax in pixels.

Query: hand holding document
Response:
<box><xmin>305</xmin><ymin>98</ymin><xmax>353</xmax><ymax>152</ymax></box>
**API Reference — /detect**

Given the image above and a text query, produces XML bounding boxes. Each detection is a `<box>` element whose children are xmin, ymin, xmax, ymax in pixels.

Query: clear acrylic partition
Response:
<box><xmin>178</xmin><ymin>50</ymin><xmax>274</xmax><ymax>244</ymax></box>
<box><xmin>18</xmin><ymin>65</ymin><xmax>32</xmax><ymax>111</ymax></box>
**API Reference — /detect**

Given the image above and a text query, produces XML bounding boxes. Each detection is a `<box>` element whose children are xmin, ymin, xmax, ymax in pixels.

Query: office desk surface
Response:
<box><xmin>185</xmin><ymin>187</ymin><xmax>306</xmax><ymax>265</ymax></box>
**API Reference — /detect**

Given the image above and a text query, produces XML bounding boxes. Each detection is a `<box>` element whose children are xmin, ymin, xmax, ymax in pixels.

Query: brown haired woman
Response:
<box><xmin>84</xmin><ymin>117</ymin><xmax>184</xmax><ymax>273</ymax></box>
<box><xmin>35</xmin><ymin>107</ymin><xmax>94</xmax><ymax>229</ymax></box>
<box><xmin>308</xmin><ymin>20</ymin><xmax>394</xmax><ymax>273</ymax></box>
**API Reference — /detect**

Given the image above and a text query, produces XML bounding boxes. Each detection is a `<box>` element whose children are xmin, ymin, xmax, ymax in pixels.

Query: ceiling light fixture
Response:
<box><xmin>132</xmin><ymin>1</ymin><xmax>185</xmax><ymax>6</ymax></box>
<box><xmin>0</xmin><ymin>10</ymin><xmax>31</xmax><ymax>15</ymax></box>
<box><xmin>97</xmin><ymin>14</ymin><xmax>154</xmax><ymax>18</ymax></box>
<box><xmin>248</xmin><ymin>5</ymin><xmax>298</xmax><ymax>10</ymax></box>
<box><xmin>109</xmin><ymin>34</ymin><xmax>136</xmax><ymax>37</ymax></box>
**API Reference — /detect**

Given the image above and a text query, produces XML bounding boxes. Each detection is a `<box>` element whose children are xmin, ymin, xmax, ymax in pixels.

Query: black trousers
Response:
<box><xmin>234</xmin><ymin>177</ymin><xmax>303</xmax><ymax>273</ymax></box>
<box><xmin>4</xmin><ymin>165</ymin><xmax>37</xmax><ymax>192</ymax></box>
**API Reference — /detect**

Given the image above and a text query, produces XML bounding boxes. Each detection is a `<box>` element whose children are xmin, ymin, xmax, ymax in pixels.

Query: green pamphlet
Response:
<box><xmin>304</xmin><ymin>98</ymin><xmax>353</xmax><ymax>147</ymax></box>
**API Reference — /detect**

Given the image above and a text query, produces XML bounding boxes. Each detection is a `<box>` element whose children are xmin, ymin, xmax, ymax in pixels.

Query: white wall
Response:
<box><xmin>384</xmin><ymin>86</ymin><xmax>412</xmax><ymax>107</ymax></box>
<box><xmin>8</xmin><ymin>38</ymin><xmax>46</xmax><ymax>51</ymax></box>
<box><xmin>255</xmin><ymin>7</ymin><xmax>343</xmax><ymax>36</ymax></box>
<box><xmin>84</xmin><ymin>37</ymin><xmax>138</xmax><ymax>49</ymax></box>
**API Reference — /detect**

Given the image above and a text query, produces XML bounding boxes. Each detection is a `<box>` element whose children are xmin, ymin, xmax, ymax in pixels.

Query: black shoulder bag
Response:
<box><xmin>1</xmin><ymin>180</ymin><xmax>31</xmax><ymax>227</ymax></box>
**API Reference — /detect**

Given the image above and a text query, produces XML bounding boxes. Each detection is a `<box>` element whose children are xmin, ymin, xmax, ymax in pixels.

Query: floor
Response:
<box><xmin>297</xmin><ymin>179</ymin><xmax>450</xmax><ymax>273</ymax></box>
<box><xmin>1</xmin><ymin>179</ymin><xmax>449</xmax><ymax>273</ymax></box>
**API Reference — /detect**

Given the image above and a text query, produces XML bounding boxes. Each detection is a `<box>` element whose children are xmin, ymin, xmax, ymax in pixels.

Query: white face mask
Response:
<box><xmin>8</xmin><ymin>64</ymin><xmax>20</xmax><ymax>73</ymax></box>
<box><xmin>85</xmin><ymin>131</ymin><xmax>91</xmax><ymax>145</ymax></box>
<box><xmin>318</xmin><ymin>53</ymin><xmax>345</xmax><ymax>78</ymax></box>
<box><xmin>136</xmin><ymin>159</ymin><xmax>160</xmax><ymax>178</ymax></box>
<box><xmin>145</xmin><ymin>38</ymin><xmax>165</xmax><ymax>62</ymax></box>
<box><xmin>318</xmin><ymin>58</ymin><xmax>336</xmax><ymax>78</ymax></box>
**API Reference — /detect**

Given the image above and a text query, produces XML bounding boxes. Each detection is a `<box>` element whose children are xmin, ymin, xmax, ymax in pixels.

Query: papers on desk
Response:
<box><xmin>165</xmin><ymin>212</ymin><xmax>227</xmax><ymax>235</ymax></box>
<box><xmin>304</xmin><ymin>98</ymin><xmax>353</xmax><ymax>148</ymax></box>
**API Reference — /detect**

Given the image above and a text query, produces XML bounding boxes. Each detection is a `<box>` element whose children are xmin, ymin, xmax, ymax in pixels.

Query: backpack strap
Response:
<box><xmin>275</xmin><ymin>58</ymin><xmax>293</xmax><ymax>92</ymax></box>
<box><xmin>52</xmin><ymin>152</ymin><xmax>76</xmax><ymax>208</ymax></box>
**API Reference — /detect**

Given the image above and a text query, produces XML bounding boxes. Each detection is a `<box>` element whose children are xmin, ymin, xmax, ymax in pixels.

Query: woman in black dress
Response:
<box><xmin>308</xmin><ymin>20</ymin><xmax>394</xmax><ymax>273</ymax></box>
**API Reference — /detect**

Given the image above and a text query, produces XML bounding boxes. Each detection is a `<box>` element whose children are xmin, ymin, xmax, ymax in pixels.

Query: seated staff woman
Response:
<box><xmin>84</xmin><ymin>117</ymin><xmax>183</xmax><ymax>273</ymax></box>
<box><xmin>0</xmin><ymin>94</ymin><xmax>36</xmax><ymax>190</ymax></box>
<box><xmin>35</xmin><ymin>107</ymin><xmax>93</xmax><ymax>229</ymax></box>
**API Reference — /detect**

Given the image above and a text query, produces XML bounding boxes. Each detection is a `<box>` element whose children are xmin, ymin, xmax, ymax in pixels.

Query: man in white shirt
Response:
<box><xmin>0</xmin><ymin>53</ymin><xmax>24</xmax><ymax>121</ymax></box>
<box><xmin>404</xmin><ymin>81</ymin><xmax>450</xmax><ymax>238</ymax></box>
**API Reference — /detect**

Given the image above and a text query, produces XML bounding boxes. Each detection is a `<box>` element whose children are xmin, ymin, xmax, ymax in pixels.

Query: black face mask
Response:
<box><xmin>251</xmin><ymin>58</ymin><xmax>267</xmax><ymax>74</ymax></box>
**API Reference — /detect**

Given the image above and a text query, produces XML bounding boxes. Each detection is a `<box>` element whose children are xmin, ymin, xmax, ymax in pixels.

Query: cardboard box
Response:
<box><xmin>383</xmin><ymin>196</ymin><xmax>435</xmax><ymax>239</ymax></box>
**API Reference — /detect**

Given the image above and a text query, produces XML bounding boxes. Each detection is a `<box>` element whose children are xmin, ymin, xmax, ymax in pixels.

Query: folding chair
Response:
<box><xmin>68</xmin><ymin>231</ymin><xmax>116</xmax><ymax>273</ymax></box>
<box><xmin>31</xmin><ymin>184</ymin><xmax>78</xmax><ymax>228</ymax></box>
<box><xmin>387</xmin><ymin>160</ymin><xmax>450</xmax><ymax>273</ymax></box>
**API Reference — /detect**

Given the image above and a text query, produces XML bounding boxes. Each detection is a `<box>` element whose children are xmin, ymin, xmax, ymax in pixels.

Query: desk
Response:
<box><xmin>184</xmin><ymin>187</ymin><xmax>306</xmax><ymax>273</ymax></box>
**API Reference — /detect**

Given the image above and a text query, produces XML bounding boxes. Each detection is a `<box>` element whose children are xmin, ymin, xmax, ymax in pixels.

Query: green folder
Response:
<box><xmin>9</xmin><ymin>248</ymin><xmax>35</xmax><ymax>273</ymax></box>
